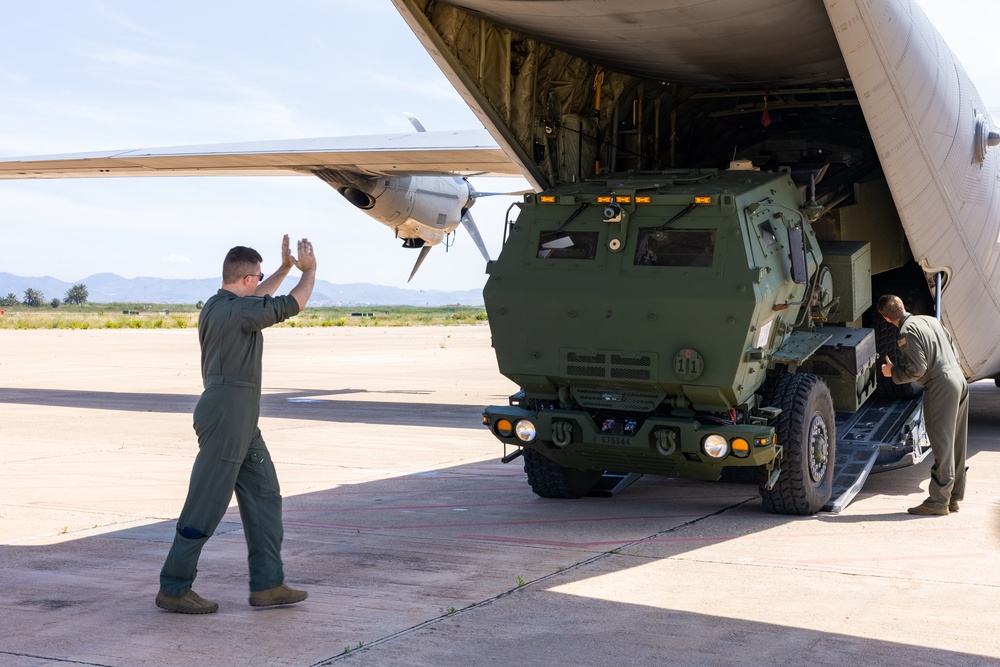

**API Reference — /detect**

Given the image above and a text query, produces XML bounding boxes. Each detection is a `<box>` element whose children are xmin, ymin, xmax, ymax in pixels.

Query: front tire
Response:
<box><xmin>758</xmin><ymin>373</ymin><xmax>836</xmax><ymax>515</ymax></box>
<box><xmin>522</xmin><ymin>448</ymin><xmax>602</xmax><ymax>498</ymax></box>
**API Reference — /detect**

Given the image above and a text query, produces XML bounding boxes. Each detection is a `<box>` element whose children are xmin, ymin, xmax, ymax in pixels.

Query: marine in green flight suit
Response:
<box><xmin>878</xmin><ymin>294</ymin><xmax>968</xmax><ymax>516</ymax></box>
<box><xmin>156</xmin><ymin>236</ymin><xmax>317</xmax><ymax>614</ymax></box>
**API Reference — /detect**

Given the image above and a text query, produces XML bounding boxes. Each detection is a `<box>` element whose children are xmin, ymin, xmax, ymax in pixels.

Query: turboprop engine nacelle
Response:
<box><xmin>314</xmin><ymin>168</ymin><xmax>490</xmax><ymax>281</ymax></box>
<box><xmin>335</xmin><ymin>174</ymin><xmax>474</xmax><ymax>247</ymax></box>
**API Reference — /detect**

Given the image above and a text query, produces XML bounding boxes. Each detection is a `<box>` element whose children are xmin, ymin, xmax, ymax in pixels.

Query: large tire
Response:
<box><xmin>758</xmin><ymin>373</ymin><xmax>836</xmax><ymax>515</ymax></box>
<box><xmin>874</xmin><ymin>315</ymin><xmax>920</xmax><ymax>398</ymax></box>
<box><xmin>522</xmin><ymin>448</ymin><xmax>602</xmax><ymax>499</ymax></box>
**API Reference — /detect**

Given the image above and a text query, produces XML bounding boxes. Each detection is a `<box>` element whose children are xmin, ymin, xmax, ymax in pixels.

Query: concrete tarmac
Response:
<box><xmin>1</xmin><ymin>326</ymin><xmax>999</xmax><ymax>666</ymax></box>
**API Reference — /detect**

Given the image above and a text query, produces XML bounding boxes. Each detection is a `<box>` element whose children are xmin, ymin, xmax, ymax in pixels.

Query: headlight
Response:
<box><xmin>702</xmin><ymin>434</ymin><xmax>729</xmax><ymax>458</ymax></box>
<box><xmin>515</xmin><ymin>420</ymin><xmax>537</xmax><ymax>442</ymax></box>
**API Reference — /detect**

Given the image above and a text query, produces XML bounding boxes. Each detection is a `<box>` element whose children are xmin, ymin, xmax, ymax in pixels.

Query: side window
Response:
<box><xmin>537</xmin><ymin>232</ymin><xmax>600</xmax><ymax>259</ymax></box>
<box><xmin>634</xmin><ymin>229</ymin><xmax>716</xmax><ymax>267</ymax></box>
<box><xmin>758</xmin><ymin>220</ymin><xmax>777</xmax><ymax>247</ymax></box>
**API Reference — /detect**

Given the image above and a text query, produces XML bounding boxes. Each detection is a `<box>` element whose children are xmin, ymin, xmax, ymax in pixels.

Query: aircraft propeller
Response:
<box><xmin>460</xmin><ymin>210</ymin><xmax>490</xmax><ymax>262</ymax></box>
<box><xmin>407</xmin><ymin>245</ymin><xmax>434</xmax><ymax>283</ymax></box>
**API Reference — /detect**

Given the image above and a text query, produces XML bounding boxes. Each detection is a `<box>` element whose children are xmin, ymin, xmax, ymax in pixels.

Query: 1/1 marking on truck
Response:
<box><xmin>600</xmin><ymin>435</ymin><xmax>632</xmax><ymax>446</ymax></box>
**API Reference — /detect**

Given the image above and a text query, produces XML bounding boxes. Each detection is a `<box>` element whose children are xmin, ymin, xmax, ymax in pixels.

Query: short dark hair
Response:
<box><xmin>222</xmin><ymin>246</ymin><xmax>263</xmax><ymax>284</ymax></box>
<box><xmin>877</xmin><ymin>294</ymin><xmax>905</xmax><ymax>321</ymax></box>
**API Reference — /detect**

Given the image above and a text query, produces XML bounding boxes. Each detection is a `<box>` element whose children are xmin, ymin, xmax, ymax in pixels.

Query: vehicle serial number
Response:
<box><xmin>600</xmin><ymin>435</ymin><xmax>632</xmax><ymax>446</ymax></box>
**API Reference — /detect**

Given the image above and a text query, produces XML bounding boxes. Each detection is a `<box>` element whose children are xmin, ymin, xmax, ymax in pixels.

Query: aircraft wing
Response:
<box><xmin>0</xmin><ymin>129</ymin><xmax>521</xmax><ymax>180</ymax></box>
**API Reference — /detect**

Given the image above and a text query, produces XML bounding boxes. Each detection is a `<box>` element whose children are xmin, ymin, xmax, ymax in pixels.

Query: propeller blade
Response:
<box><xmin>407</xmin><ymin>245</ymin><xmax>433</xmax><ymax>283</ymax></box>
<box><xmin>404</xmin><ymin>113</ymin><xmax>427</xmax><ymax>133</ymax></box>
<box><xmin>461</xmin><ymin>210</ymin><xmax>492</xmax><ymax>262</ymax></box>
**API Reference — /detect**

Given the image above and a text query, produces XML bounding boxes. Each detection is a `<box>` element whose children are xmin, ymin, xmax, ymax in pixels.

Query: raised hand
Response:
<box><xmin>280</xmin><ymin>234</ymin><xmax>296</xmax><ymax>271</ymax></box>
<box><xmin>295</xmin><ymin>238</ymin><xmax>316</xmax><ymax>272</ymax></box>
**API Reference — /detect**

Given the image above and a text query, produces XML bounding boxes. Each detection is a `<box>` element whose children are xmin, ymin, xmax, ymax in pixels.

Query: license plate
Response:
<box><xmin>600</xmin><ymin>435</ymin><xmax>632</xmax><ymax>446</ymax></box>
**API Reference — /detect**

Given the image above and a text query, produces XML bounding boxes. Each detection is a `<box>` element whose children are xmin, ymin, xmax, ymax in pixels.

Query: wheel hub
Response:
<box><xmin>808</xmin><ymin>412</ymin><xmax>830</xmax><ymax>483</ymax></box>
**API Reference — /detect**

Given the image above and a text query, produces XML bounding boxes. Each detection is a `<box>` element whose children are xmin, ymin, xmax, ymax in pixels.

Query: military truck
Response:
<box><xmin>482</xmin><ymin>162</ymin><xmax>930</xmax><ymax>515</ymax></box>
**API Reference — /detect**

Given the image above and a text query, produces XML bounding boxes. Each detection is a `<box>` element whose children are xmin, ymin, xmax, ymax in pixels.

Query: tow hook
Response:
<box><xmin>552</xmin><ymin>420</ymin><xmax>574</xmax><ymax>447</ymax></box>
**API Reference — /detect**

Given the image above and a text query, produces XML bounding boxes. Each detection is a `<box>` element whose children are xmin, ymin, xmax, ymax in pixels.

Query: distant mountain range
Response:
<box><xmin>0</xmin><ymin>272</ymin><xmax>485</xmax><ymax>306</ymax></box>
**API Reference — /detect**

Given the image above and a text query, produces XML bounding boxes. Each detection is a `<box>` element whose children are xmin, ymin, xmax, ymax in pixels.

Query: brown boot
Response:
<box><xmin>907</xmin><ymin>500</ymin><xmax>949</xmax><ymax>516</ymax></box>
<box><xmin>155</xmin><ymin>589</ymin><xmax>219</xmax><ymax>614</ymax></box>
<box><xmin>249</xmin><ymin>584</ymin><xmax>308</xmax><ymax>607</ymax></box>
<box><xmin>949</xmin><ymin>499</ymin><xmax>960</xmax><ymax>512</ymax></box>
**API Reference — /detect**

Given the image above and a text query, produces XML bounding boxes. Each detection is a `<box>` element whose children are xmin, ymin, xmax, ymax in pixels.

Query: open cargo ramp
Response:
<box><xmin>824</xmin><ymin>396</ymin><xmax>928</xmax><ymax>512</ymax></box>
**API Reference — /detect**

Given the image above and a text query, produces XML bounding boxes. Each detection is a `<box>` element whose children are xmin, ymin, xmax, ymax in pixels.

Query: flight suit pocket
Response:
<box><xmin>245</xmin><ymin>444</ymin><xmax>280</xmax><ymax>496</ymax></box>
<box><xmin>194</xmin><ymin>389</ymin><xmax>255</xmax><ymax>463</ymax></box>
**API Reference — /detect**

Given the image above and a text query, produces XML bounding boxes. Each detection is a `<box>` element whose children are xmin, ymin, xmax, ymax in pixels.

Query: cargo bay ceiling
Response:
<box><xmin>393</xmin><ymin>0</ymin><xmax>864</xmax><ymax>191</ymax></box>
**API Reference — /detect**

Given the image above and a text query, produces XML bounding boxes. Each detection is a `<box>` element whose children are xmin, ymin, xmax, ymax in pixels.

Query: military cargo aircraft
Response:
<box><xmin>386</xmin><ymin>0</ymin><xmax>1000</xmax><ymax>380</ymax></box>
<box><xmin>0</xmin><ymin>0</ymin><xmax>996</xmax><ymax>512</ymax></box>
<box><xmin>0</xmin><ymin>0</ymin><xmax>996</xmax><ymax>376</ymax></box>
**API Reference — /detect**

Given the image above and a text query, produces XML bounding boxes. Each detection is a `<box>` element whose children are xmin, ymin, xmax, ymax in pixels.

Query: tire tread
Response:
<box><xmin>758</xmin><ymin>373</ymin><xmax>835</xmax><ymax>515</ymax></box>
<box><xmin>523</xmin><ymin>448</ymin><xmax>600</xmax><ymax>499</ymax></box>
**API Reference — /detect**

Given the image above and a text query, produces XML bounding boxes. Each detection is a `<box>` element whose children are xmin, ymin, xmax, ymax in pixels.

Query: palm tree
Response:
<box><xmin>23</xmin><ymin>288</ymin><xmax>44</xmax><ymax>307</ymax></box>
<box><xmin>65</xmin><ymin>284</ymin><xmax>89</xmax><ymax>305</ymax></box>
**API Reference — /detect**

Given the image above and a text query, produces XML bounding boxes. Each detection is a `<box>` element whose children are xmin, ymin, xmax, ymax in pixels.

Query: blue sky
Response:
<box><xmin>0</xmin><ymin>0</ymin><xmax>997</xmax><ymax>291</ymax></box>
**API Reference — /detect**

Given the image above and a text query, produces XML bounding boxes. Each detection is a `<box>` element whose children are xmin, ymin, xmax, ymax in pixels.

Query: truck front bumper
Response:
<box><xmin>483</xmin><ymin>405</ymin><xmax>777</xmax><ymax>479</ymax></box>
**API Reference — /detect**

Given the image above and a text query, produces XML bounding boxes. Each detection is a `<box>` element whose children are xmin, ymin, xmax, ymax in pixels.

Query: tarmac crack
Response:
<box><xmin>0</xmin><ymin>650</ymin><xmax>113</xmax><ymax>667</ymax></box>
<box><xmin>308</xmin><ymin>497</ymin><xmax>754</xmax><ymax>665</ymax></box>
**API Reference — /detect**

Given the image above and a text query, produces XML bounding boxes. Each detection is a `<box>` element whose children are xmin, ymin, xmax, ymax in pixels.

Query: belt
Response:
<box><xmin>204</xmin><ymin>375</ymin><xmax>259</xmax><ymax>389</ymax></box>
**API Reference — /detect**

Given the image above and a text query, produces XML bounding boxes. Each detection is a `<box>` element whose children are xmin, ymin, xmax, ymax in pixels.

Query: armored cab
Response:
<box><xmin>483</xmin><ymin>166</ymin><xmax>879</xmax><ymax>514</ymax></box>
